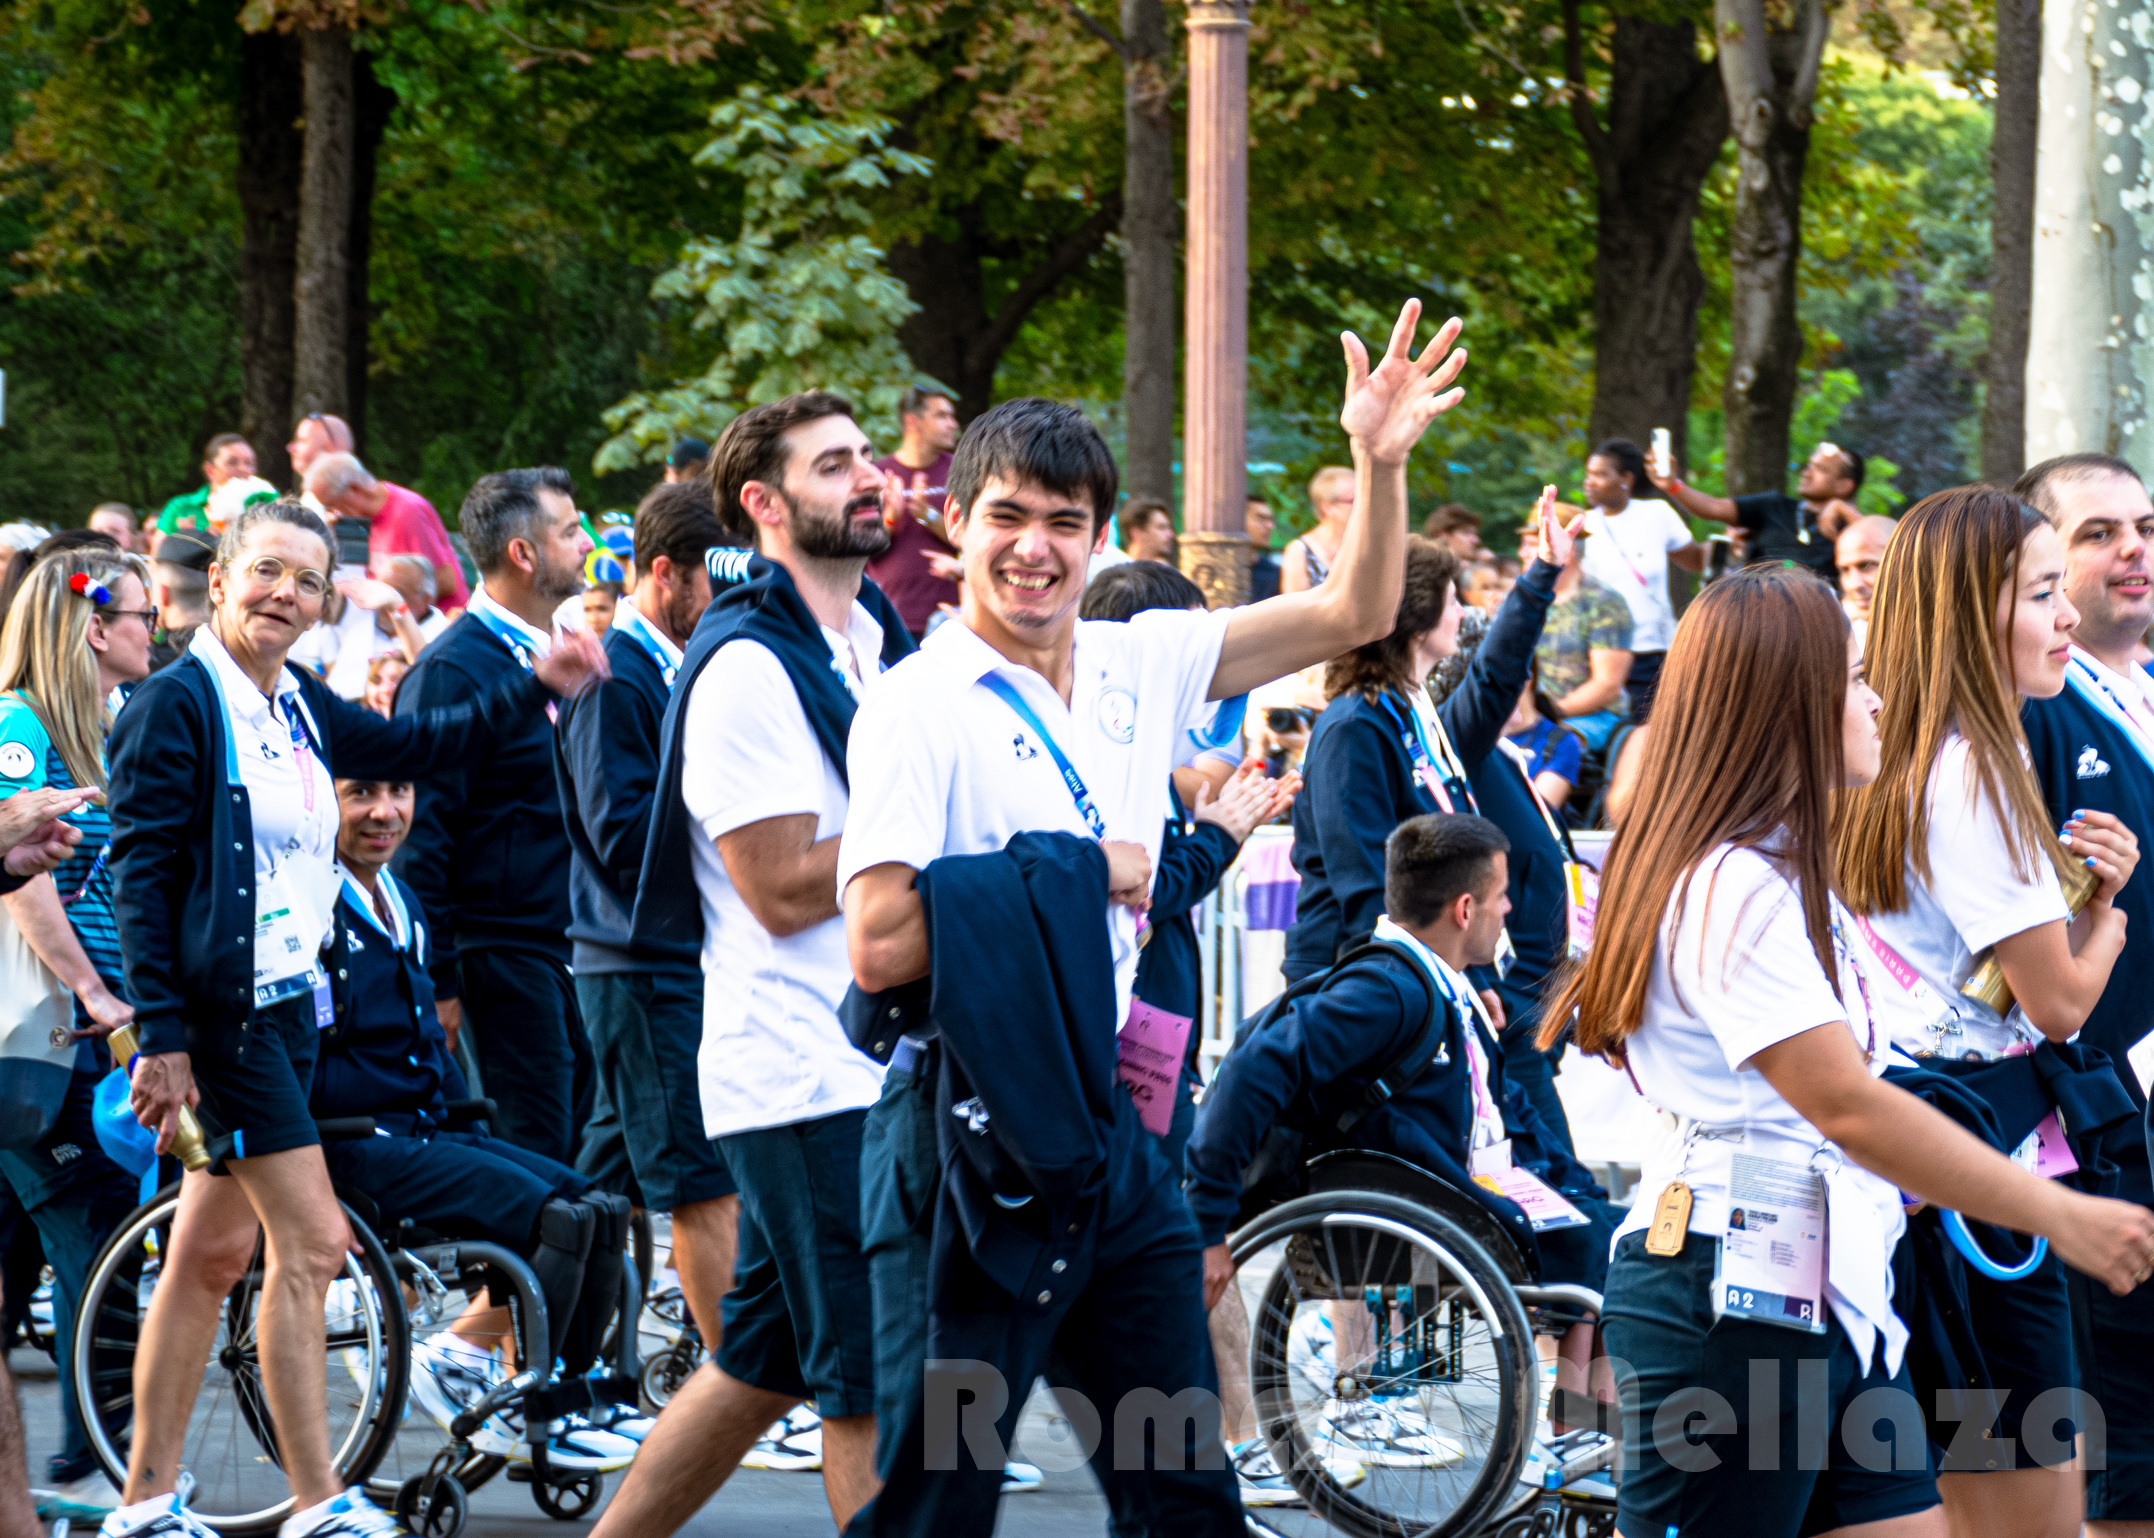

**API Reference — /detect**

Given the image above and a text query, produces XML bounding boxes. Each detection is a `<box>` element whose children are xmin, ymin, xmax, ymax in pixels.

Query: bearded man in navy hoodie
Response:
<box><xmin>393</xmin><ymin>467</ymin><xmax>596</xmax><ymax>1164</ymax></box>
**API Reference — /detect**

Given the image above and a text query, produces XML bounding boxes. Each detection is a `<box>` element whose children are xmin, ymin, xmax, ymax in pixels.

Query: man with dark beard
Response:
<box><xmin>393</xmin><ymin>467</ymin><xmax>599</xmax><ymax>1163</ymax></box>
<box><xmin>588</xmin><ymin>394</ymin><xmax>917</xmax><ymax>1536</ymax></box>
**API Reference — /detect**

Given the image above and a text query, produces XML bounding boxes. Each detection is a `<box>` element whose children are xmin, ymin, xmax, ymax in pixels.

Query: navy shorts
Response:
<box><xmin>1603</xmin><ymin>1230</ymin><xmax>1939</xmax><ymax>1538</ymax></box>
<box><xmin>573</xmin><ymin>970</ymin><xmax>733</xmax><ymax>1212</ymax></box>
<box><xmin>322</xmin><ymin>1128</ymin><xmax>589</xmax><ymax>1252</ymax></box>
<box><xmin>715</xmin><ymin>1108</ymin><xmax>877</xmax><ymax>1418</ymax></box>
<box><xmin>186</xmin><ymin>994</ymin><xmax>322</xmax><ymax>1173</ymax></box>
<box><xmin>2070</xmin><ymin>1113</ymin><xmax>2154</xmax><ymax>1515</ymax></box>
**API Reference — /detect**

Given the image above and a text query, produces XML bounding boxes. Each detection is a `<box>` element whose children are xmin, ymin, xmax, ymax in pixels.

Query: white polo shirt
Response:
<box><xmin>1579</xmin><ymin>498</ymin><xmax>1692</xmax><ymax>652</ymax></box>
<box><xmin>1864</xmin><ymin>732</ymin><xmax>2071</xmax><ymax>1058</ymax></box>
<box><xmin>837</xmin><ymin>606</ymin><xmax>1233</xmax><ymax>1027</ymax></box>
<box><xmin>680</xmin><ymin>602</ymin><xmax>890</xmax><ymax>1138</ymax></box>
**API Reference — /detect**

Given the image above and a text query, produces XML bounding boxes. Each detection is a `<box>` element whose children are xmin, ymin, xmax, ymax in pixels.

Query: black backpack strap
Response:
<box><xmin>1320</xmin><ymin>941</ymin><xmax>1456</xmax><ymax>1136</ymax></box>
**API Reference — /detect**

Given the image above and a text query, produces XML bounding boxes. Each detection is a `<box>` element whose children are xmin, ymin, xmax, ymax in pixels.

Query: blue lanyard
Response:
<box><xmin>193</xmin><ymin>650</ymin><xmax>320</xmax><ymax>786</ymax></box>
<box><xmin>1185</xmin><ymin>693</ymin><xmax>1248</xmax><ymax>757</ymax></box>
<box><xmin>610</xmin><ymin>604</ymin><xmax>678</xmax><ymax>689</ymax></box>
<box><xmin>467</xmin><ymin>603</ymin><xmax>540</xmax><ymax>673</ymax></box>
<box><xmin>980</xmin><ymin>674</ymin><xmax>1107</xmax><ymax>839</ymax></box>
<box><xmin>1376</xmin><ymin>693</ymin><xmax>1476</xmax><ymax>814</ymax></box>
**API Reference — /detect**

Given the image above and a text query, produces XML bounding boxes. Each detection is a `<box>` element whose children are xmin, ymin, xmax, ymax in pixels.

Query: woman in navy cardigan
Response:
<box><xmin>103</xmin><ymin>498</ymin><xmax>604</xmax><ymax>1538</ymax></box>
<box><xmin>1285</xmin><ymin>498</ymin><xmax>1573</xmax><ymax>985</ymax></box>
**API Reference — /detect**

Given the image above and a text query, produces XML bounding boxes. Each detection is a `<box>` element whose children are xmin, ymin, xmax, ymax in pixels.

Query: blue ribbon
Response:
<box><xmin>980</xmin><ymin>674</ymin><xmax>1107</xmax><ymax>839</ymax></box>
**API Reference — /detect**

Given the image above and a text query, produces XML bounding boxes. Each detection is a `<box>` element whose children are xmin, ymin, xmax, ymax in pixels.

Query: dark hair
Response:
<box><xmin>1325</xmin><ymin>538</ymin><xmax>1461</xmax><ymax>700</ymax></box>
<box><xmin>899</xmin><ymin>385</ymin><xmax>952</xmax><ymax>421</ymax></box>
<box><xmin>1385</xmin><ymin>814</ymin><xmax>1510</xmax><ymax>929</ymax></box>
<box><xmin>2014</xmin><ymin>452</ymin><xmax>2144</xmax><ymax>521</ymax></box>
<box><xmin>1836</xmin><ymin>446</ymin><xmax>1867</xmax><ymax>493</ymax></box>
<box><xmin>460</xmin><ymin>467</ymin><xmax>576</xmax><ymax>576</ymax></box>
<box><xmin>633</xmin><ymin>478</ymin><xmax>729</xmax><ymax>573</ymax></box>
<box><xmin>587</xmin><ymin>579</ymin><xmax>623</xmax><ymax>600</ymax></box>
<box><xmin>203</xmin><ymin>432</ymin><xmax>250</xmax><ymax>463</ymax></box>
<box><xmin>1591</xmin><ymin>437</ymin><xmax>1650</xmax><ymax>496</ymax></box>
<box><xmin>709</xmin><ymin>391</ymin><xmax>857</xmax><ymax>546</ymax></box>
<box><xmin>947</xmin><ymin>397</ymin><xmax>1119</xmax><ymax>530</ymax></box>
<box><xmin>1080</xmin><ymin>559</ymin><xmax>1205</xmax><ymax>620</ymax></box>
<box><xmin>1420</xmin><ymin>502</ymin><xmax>1480</xmax><ymax>538</ymax></box>
<box><xmin>1118</xmin><ymin>499</ymin><xmax>1173</xmax><ymax>550</ymax></box>
<box><xmin>668</xmin><ymin>437</ymin><xmax>710</xmax><ymax>469</ymax></box>
<box><xmin>35</xmin><ymin>528</ymin><xmax>120</xmax><ymax>561</ymax></box>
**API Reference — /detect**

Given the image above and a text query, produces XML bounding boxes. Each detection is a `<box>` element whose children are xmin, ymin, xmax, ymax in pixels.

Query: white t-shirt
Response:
<box><xmin>2070</xmin><ymin>647</ymin><xmax>2154</xmax><ymax>758</ymax></box>
<box><xmin>837</xmin><ymin>607</ymin><xmax>1234</xmax><ymax>1028</ymax></box>
<box><xmin>1614</xmin><ymin>844</ymin><xmax>1911</xmax><ymax>1374</ymax></box>
<box><xmin>680</xmin><ymin>604</ymin><xmax>890</xmax><ymax>1138</ymax></box>
<box><xmin>191</xmin><ymin>626</ymin><xmax>342</xmax><ymax>955</ymax></box>
<box><xmin>1863</xmin><ymin>733</ymin><xmax>2071</xmax><ymax>1058</ymax></box>
<box><xmin>1579</xmin><ymin>499</ymin><xmax>1692</xmax><ymax>652</ymax></box>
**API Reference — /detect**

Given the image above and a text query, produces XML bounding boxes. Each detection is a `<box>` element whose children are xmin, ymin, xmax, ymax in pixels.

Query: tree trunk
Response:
<box><xmin>1120</xmin><ymin>0</ymin><xmax>1177</xmax><ymax>505</ymax></box>
<box><xmin>1716</xmin><ymin>0</ymin><xmax>1828</xmax><ymax>495</ymax></box>
<box><xmin>294</xmin><ymin>25</ymin><xmax>354</xmax><ymax>420</ymax></box>
<box><xmin>345</xmin><ymin>49</ymin><xmax>395</xmax><ymax>457</ymax></box>
<box><xmin>1982</xmin><ymin>0</ymin><xmax>2039</xmax><ymax>482</ymax></box>
<box><xmin>237</xmin><ymin>29</ymin><xmax>304</xmax><ymax>489</ymax></box>
<box><xmin>1566</xmin><ymin>10</ymin><xmax>1728</xmax><ymax>470</ymax></box>
<box><xmin>887</xmin><ymin>198</ymin><xmax>1121</xmax><ymax>425</ymax></box>
<box><xmin>2026</xmin><ymin>0</ymin><xmax>2154</xmax><ymax>470</ymax></box>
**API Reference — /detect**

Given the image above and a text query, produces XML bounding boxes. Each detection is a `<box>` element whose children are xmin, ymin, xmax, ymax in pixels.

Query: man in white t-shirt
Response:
<box><xmin>838</xmin><ymin>299</ymin><xmax>1470</xmax><ymax>1533</ymax></box>
<box><xmin>1576</xmin><ymin>436</ymin><xmax>1703</xmax><ymax>721</ymax></box>
<box><xmin>586</xmin><ymin>395</ymin><xmax>904</xmax><ymax>1537</ymax></box>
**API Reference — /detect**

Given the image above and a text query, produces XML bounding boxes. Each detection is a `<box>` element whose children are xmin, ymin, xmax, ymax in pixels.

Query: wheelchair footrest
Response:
<box><xmin>522</xmin><ymin>1371</ymin><xmax>637</xmax><ymax>1424</ymax></box>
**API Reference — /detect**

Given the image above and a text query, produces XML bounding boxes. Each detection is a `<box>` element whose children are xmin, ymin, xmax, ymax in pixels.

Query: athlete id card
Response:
<box><xmin>1712</xmin><ymin>1151</ymin><xmax>1827</xmax><ymax>1334</ymax></box>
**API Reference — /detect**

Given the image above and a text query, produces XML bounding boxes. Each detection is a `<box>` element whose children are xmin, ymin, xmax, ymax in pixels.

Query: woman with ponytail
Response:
<box><xmin>1543</xmin><ymin>565</ymin><xmax>2154</xmax><ymax>1538</ymax></box>
<box><xmin>1840</xmin><ymin>487</ymin><xmax>2144</xmax><ymax>1538</ymax></box>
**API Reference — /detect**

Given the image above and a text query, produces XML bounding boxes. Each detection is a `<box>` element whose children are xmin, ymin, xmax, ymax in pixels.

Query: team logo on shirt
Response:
<box><xmin>1013</xmin><ymin>733</ymin><xmax>1038</xmax><ymax>761</ymax></box>
<box><xmin>0</xmin><ymin>742</ymin><xmax>31</xmax><ymax>779</ymax></box>
<box><xmin>1097</xmin><ymin>687</ymin><xmax>1138</xmax><ymax>745</ymax></box>
<box><xmin>2078</xmin><ymin>745</ymin><xmax>2112</xmax><ymax>779</ymax></box>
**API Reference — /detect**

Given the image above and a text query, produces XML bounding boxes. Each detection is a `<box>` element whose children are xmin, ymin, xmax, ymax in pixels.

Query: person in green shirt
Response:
<box><xmin>154</xmin><ymin>432</ymin><xmax>256</xmax><ymax>535</ymax></box>
<box><xmin>1523</xmin><ymin>516</ymin><xmax>1634</xmax><ymax>751</ymax></box>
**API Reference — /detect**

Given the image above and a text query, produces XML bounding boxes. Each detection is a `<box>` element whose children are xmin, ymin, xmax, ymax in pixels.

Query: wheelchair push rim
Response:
<box><xmin>1232</xmin><ymin>1190</ymin><xmax>1537</xmax><ymax>1538</ymax></box>
<box><xmin>72</xmin><ymin>1186</ymin><xmax>409</xmax><ymax>1536</ymax></box>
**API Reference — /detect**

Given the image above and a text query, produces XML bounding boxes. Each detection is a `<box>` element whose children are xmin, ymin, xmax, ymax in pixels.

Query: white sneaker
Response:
<box><xmin>518</xmin><ymin>1417</ymin><xmax>639</xmax><ymax>1473</ymax></box>
<box><xmin>1000</xmin><ymin>1461</ymin><xmax>1043</xmax><ymax>1493</ymax></box>
<box><xmin>1286</xmin><ymin>1309</ymin><xmax>1336</xmax><ymax>1400</ymax></box>
<box><xmin>97</xmin><ymin>1474</ymin><xmax>217</xmax><ymax>1537</ymax></box>
<box><xmin>1317</xmin><ymin>1401</ymin><xmax>1466</xmax><ymax>1468</ymax></box>
<box><xmin>407</xmin><ymin>1338</ymin><xmax>504</xmax><ymax>1441</ymax></box>
<box><xmin>277</xmin><ymin>1487</ymin><xmax>407</xmax><ymax>1537</ymax></box>
<box><xmin>585</xmin><ymin>1401</ymin><xmax>658</xmax><ymax>1443</ymax></box>
<box><xmin>740</xmin><ymin>1405</ymin><xmax>823</xmax><ymax>1471</ymax></box>
<box><xmin>1230</xmin><ymin>1437</ymin><xmax>1365</xmax><ymax>1506</ymax></box>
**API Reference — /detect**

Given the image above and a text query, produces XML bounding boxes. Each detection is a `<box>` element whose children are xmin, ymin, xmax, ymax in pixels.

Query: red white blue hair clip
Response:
<box><xmin>67</xmin><ymin>572</ymin><xmax>111</xmax><ymax>606</ymax></box>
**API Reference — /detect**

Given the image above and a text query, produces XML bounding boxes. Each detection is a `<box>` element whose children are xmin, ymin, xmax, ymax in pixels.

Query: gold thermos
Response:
<box><xmin>105</xmin><ymin>1023</ymin><xmax>213</xmax><ymax>1172</ymax></box>
<box><xmin>1960</xmin><ymin>856</ymin><xmax>2099</xmax><ymax>1014</ymax></box>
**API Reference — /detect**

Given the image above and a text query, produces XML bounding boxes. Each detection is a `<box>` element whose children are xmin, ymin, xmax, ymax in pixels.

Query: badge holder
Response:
<box><xmin>1710</xmin><ymin>1150</ymin><xmax>1828</xmax><ymax>1334</ymax></box>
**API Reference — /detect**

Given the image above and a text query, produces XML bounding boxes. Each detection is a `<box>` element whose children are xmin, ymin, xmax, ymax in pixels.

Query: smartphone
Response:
<box><xmin>1707</xmin><ymin>531</ymin><xmax>1733</xmax><ymax>581</ymax></box>
<box><xmin>1651</xmin><ymin>428</ymin><xmax>1673</xmax><ymax>483</ymax></box>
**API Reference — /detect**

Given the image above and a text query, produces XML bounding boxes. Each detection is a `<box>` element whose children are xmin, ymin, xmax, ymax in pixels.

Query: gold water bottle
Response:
<box><xmin>1961</xmin><ymin>856</ymin><xmax>2099</xmax><ymax>1014</ymax></box>
<box><xmin>106</xmin><ymin>1023</ymin><xmax>213</xmax><ymax>1172</ymax></box>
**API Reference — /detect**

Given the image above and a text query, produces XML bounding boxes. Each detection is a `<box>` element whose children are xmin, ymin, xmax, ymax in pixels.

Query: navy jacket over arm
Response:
<box><xmin>633</xmin><ymin>553</ymin><xmax>913</xmax><ymax>950</ymax></box>
<box><xmin>2023</xmin><ymin>684</ymin><xmax>2154</xmax><ymax>1079</ymax></box>
<box><xmin>554</xmin><ymin>623</ymin><xmax>694</xmax><ymax>974</ymax></box>
<box><xmin>1284</xmin><ymin>562</ymin><xmax>1557</xmax><ymax>979</ymax></box>
<box><xmin>109</xmin><ymin>648</ymin><xmax>548</xmax><ymax>1057</ymax></box>
<box><xmin>391</xmin><ymin>616</ymin><xmax>574</xmax><ymax>999</ymax></box>
<box><xmin>1468</xmin><ymin>748</ymin><xmax>1570</xmax><ymax>1023</ymax></box>
<box><xmin>1132</xmin><ymin>787</ymin><xmax>1242</xmax><ymax>1028</ymax></box>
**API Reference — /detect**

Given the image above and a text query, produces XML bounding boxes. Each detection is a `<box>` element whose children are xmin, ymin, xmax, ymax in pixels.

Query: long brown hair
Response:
<box><xmin>1539</xmin><ymin>568</ymin><xmax>1850</xmax><ymax>1060</ymax></box>
<box><xmin>1324</xmin><ymin>537</ymin><xmax>1461</xmax><ymax>701</ymax></box>
<box><xmin>1837</xmin><ymin>486</ymin><xmax>2072</xmax><ymax>912</ymax></box>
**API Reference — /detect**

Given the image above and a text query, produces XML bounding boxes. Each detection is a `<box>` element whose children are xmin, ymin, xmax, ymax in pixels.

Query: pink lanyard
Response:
<box><xmin>1591</xmin><ymin>510</ymin><xmax>1655</xmax><ymax>592</ymax></box>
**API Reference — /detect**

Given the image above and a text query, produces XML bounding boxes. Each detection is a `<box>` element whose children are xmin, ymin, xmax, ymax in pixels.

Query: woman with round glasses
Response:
<box><xmin>102</xmin><ymin>498</ymin><xmax>606</xmax><ymax>1538</ymax></box>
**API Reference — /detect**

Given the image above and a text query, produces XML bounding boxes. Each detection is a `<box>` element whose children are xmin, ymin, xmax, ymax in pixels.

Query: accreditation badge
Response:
<box><xmin>1711</xmin><ymin>1151</ymin><xmax>1828</xmax><ymax>1334</ymax></box>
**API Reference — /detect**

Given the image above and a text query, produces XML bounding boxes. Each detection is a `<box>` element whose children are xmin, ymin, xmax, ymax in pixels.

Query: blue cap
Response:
<box><xmin>92</xmin><ymin>1067</ymin><xmax>157</xmax><ymax>1179</ymax></box>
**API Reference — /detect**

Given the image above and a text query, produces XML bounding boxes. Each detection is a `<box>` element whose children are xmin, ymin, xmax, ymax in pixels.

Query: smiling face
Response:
<box><xmin>205</xmin><ymin>439</ymin><xmax>257</xmax><ymax>488</ymax></box>
<box><xmin>950</xmin><ymin>475</ymin><xmax>1104</xmax><ymax>637</ymax></box>
<box><xmin>2051</xmin><ymin>470</ymin><xmax>2154</xmax><ymax>651</ymax></box>
<box><xmin>209</xmin><ymin>520</ymin><xmax>332</xmax><ymax>665</ymax></box>
<box><xmin>336</xmin><ymin>778</ymin><xmax>416</xmax><ymax>873</ymax></box>
<box><xmin>1841</xmin><ymin>629</ymin><xmax>1882</xmax><ymax>787</ymax></box>
<box><xmin>1997</xmin><ymin>520</ymin><xmax>2080</xmax><ymax>699</ymax></box>
<box><xmin>1799</xmin><ymin>446</ymin><xmax>1856</xmax><ymax>501</ymax></box>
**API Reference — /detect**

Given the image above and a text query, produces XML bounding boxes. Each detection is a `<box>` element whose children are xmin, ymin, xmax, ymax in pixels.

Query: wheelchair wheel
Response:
<box><xmin>531</xmin><ymin>1472</ymin><xmax>602</xmax><ymax>1520</ymax></box>
<box><xmin>393</xmin><ymin>1471</ymin><xmax>467</xmax><ymax>1538</ymax></box>
<box><xmin>73</xmin><ymin>1187</ymin><xmax>409</xmax><ymax>1536</ymax></box>
<box><xmin>1234</xmin><ymin>1189</ymin><xmax>1536</xmax><ymax>1538</ymax></box>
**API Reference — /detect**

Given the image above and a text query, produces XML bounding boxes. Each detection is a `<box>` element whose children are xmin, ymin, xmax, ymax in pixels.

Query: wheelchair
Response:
<box><xmin>1226</xmin><ymin>1149</ymin><xmax>1617</xmax><ymax>1538</ymax></box>
<box><xmin>70</xmin><ymin>1107</ymin><xmax>644</xmax><ymax>1537</ymax></box>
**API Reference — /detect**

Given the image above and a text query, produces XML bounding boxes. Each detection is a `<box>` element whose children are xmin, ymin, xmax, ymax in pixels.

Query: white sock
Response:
<box><xmin>110</xmin><ymin>1492</ymin><xmax>178</xmax><ymax>1526</ymax></box>
<box><xmin>277</xmin><ymin>1491</ymin><xmax>341</xmax><ymax>1537</ymax></box>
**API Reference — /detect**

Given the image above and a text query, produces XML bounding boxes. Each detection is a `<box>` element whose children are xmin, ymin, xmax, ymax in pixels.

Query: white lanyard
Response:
<box><xmin>341</xmin><ymin>868</ymin><xmax>410</xmax><ymax>951</ymax></box>
<box><xmin>2067</xmin><ymin>654</ymin><xmax>2154</xmax><ymax>770</ymax></box>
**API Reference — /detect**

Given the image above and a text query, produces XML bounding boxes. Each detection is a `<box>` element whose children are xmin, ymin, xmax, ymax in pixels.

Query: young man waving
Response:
<box><xmin>838</xmin><ymin>299</ymin><xmax>1468</xmax><ymax>1533</ymax></box>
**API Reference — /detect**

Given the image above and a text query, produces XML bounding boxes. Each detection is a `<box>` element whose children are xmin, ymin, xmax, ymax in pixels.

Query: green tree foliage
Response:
<box><xmin>595</xmin><ymin>86</ymin><xmax>925</xmax><ymax>473</ymax></box>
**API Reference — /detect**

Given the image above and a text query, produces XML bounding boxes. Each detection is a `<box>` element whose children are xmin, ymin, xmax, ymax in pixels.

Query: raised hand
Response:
<box><xmin>1338</xmin><ymin>299</ymin><xmax>1468</xmax><ymax>466</ymax></box>
<box><xmin>1531</xmin><ymin>485</ymin><xmax>1583</xmax><ymax>571</ymax></box>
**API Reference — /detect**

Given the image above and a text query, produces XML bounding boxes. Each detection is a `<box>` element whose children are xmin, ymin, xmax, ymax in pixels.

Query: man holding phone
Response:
<box><xmin>1649</xmin><ymin>440</ymin><xmax>1860</xmax><ymax>582</ymax></box>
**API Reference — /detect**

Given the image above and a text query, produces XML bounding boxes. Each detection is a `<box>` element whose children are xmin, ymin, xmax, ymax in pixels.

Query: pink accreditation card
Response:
<box><xmin>1472</xmin><ymin>1166</ymin><xmax>1592</xmax><ymax>1231</ymax></box>
<box><xmin>1117</xmin><ymin>1000</ymin><xmax>1193</xmax><ymax>1137</ymax></box>
<box><xmin>2012</xmin><ymin>1111</ymin><xmax>2080</xmax><ymax>1180</ymax></box>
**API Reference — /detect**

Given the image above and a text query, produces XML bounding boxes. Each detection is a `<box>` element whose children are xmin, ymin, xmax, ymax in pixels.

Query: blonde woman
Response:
<box><xmin>1280</xmin><ymin>464</ymin><xmax>1356</xmax><ymax>592</ymax></box>
<box><xmin>0</xmin><ymin>546</ymin><xmax>157</xmax><ymax>1487</ymax></box>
